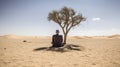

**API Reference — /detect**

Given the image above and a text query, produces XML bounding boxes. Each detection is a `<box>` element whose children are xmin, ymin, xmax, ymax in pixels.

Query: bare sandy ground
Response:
<box><xmin>0</xmin><ymin>35</ymin><xmax>120</xmax><ymax>67</ymax></box>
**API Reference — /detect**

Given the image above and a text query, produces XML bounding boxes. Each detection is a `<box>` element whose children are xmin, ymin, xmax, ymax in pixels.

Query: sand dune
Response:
<box><xmin>0</xmin><ymin>35</ymin><xmax>120</xmax><ymax>67</ymax></box>
<box><xmin>108</xmin><ymin>34</ymin><xmax>120</xmax><ymax>39</ymax></box>
<box><xmin>0</xmin><ymin>34</ymin><xmax>29</xmax><ymax>39</ymax></box>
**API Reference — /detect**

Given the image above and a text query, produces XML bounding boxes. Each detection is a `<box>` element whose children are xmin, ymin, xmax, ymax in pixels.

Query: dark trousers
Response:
<box><xmin>52</xmin><ymin>42</ymin><xmax>64</xmax><ymax>47</ymax></box>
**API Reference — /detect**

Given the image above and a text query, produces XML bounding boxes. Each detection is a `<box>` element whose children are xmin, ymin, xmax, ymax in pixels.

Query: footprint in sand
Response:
<box><xmin>111</xmin><ymin>62</ymin><xmax>120</xmax><ymax>67</ymax></box>
<box><xmin>92</xmin><ymin>63</ymin><xmax>96</xmax><ymax>65</ymax></box>
<box><xmin>73</xmin><ymin>64</ymin><xmax>79</xmax><ymax>66</ymax></box>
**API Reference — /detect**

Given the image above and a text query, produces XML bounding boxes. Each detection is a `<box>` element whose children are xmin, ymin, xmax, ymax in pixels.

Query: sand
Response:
<box><xmin>0</xmin><ymin>35</ymin><xmax>120</xmax><ymax>67</ymax></box>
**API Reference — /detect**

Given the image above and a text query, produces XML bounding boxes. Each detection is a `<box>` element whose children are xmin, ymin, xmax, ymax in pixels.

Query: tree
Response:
<box><xmin>48</xmin><ymin>6</ymin><xmax>86</xmax><ymax>44</ymax></box>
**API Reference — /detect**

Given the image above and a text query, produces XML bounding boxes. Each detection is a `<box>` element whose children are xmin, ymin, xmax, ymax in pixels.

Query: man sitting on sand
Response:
<box><xmin>51</xmin><ymin>30</ymin><xmax>64</xmax><ymax>47</ymax></box>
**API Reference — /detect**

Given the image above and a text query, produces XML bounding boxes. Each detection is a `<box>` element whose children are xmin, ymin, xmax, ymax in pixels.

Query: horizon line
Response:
<box><xmin>0</xmin><ymin>34</ymin><xmax>120</xmax><ymax>37</ymax></box>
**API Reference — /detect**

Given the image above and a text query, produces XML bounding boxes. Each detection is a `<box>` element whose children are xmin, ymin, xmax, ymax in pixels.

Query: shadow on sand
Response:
<box><xmin>33</xmin><ymin>44</ymin><xmax>85</xmax><ymax>52</ymax></box>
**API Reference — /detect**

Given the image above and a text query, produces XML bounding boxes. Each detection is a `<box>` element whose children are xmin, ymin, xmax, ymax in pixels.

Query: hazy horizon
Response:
<box><xmin>0</xmin><ymin>33</ymin><xmax>120</xmax><ymax>37</ymax></box>
<box><xmin>0</xmin><ymin>0</ymin><xmax>120</xmax><ymax>36</ymax></box>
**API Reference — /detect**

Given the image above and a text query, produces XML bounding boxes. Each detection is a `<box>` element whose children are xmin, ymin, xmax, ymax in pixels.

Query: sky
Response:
<box><xmin>0</xmin><ymin>0</ymin><xmax>120</xmax><ymax>36</ymax></box>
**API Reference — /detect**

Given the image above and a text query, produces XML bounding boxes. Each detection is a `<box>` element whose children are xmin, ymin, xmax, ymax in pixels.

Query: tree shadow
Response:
<box><xmin>33</xmin><ymin>44</ymin><xmax>85</xmax><ymax>52</ymax></box>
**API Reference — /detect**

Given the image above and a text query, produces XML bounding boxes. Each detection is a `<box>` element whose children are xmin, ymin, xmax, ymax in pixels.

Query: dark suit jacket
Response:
<box><xmin>52</xmin><ymin>34</ymin><xmax>63</xmax><ymax>44</ymax></box>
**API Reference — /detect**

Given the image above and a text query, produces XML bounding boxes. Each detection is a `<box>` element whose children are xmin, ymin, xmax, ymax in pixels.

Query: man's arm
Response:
<box><xmin>60</xmin><ymin>35</ymin><xmax>63</xmax><ymax>43</ymax></box>
<box><xmin>51</xmin><ymin>35</ymin><xmax>54</xmax><ymax>44</ymax></box>
<box><xmin>61</xmin><ymin>35</ymin><xmax>63</xmax><ymax>42</ymax></box>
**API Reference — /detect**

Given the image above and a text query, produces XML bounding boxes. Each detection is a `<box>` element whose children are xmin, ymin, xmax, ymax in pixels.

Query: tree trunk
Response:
<box><xmin>63</xmin><ymin>33</ymin><xmax>67</xmax><ymax>45</ymax></box>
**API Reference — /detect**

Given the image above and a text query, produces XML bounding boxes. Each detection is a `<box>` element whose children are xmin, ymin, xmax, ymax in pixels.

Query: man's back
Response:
<box><xmin>52</xmin><ymin>34</ymin><xmax>62</xmax><ymax>43</ymax></box>
<box><xmin>52</xmin><ymin>34</ymin><xmax>63</xmax><ymax>47</ymax></box>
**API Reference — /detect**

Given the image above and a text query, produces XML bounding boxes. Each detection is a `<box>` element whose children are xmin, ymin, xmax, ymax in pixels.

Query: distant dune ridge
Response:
<box><xmin>0</xmin><ymin>34</ymin><xmax>51</xmax><ymax>39</ymax></box>
<box><xmin>107</xmin><ymin>34</ymin><xmax>120</xmax><ymax>38</ymax></box>
<box><xmin>0</xmin><ymin>34</ymin><xmax>120</xmax><ymax>39</ymax></box>
<box><xmin>2</xmin><ymin>34</ymin><xmax>25</xmax><ymax>39</ymax></box>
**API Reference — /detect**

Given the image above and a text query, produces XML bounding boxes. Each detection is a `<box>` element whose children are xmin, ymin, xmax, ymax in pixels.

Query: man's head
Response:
<box><xmin>56</xmin><ymin>30</ymin><xmax>59</xmax><ymax>34</ymax></box>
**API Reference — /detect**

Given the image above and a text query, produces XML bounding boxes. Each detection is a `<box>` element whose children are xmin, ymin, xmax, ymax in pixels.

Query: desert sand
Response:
<box><xmin>0</xmin><ymin>35</ymin><xmax>120</xmax><ymax>67</ymax></box>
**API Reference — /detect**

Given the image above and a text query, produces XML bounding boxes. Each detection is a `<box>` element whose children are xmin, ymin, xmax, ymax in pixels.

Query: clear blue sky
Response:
<box><xmin>0</xmin><ymin>0</ymin><xmax>120</xmax><ymax>36</ymax></box>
